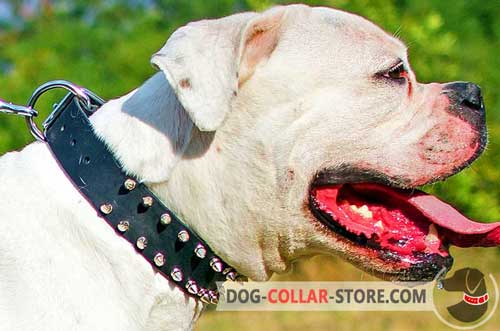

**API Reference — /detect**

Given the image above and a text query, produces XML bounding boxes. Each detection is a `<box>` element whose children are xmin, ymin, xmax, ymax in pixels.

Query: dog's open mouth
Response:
<box><xmin>309</xmin><ymin>177</ymin><xmax>500</xmax><ymax>279</ymax></box>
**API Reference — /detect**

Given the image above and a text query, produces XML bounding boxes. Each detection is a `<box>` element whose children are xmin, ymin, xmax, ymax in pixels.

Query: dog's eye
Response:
<box><xmin>383</xmin><ymin>62</ymin><xmax>407</xmax><ymax>81</ymax></box>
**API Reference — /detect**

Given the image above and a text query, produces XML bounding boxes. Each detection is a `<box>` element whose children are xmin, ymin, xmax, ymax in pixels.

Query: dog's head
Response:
<box><xmin>149</xmin><ymin>5</ymin><xmax>496</xmax><ymax>282</ymax></box>
<box><xmin>441</xmin><ymin>268</ymin><xmax>486</xmax><ymax>294</ymax></box>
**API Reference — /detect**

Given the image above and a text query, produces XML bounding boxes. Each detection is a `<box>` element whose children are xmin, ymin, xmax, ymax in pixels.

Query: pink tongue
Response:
<box><xmin>407</xmin><ymin>193</ymin><xmax>500</xmax><ymax>247</ymax></box>
<box><xmin>353</xmin><ymin>184</ymin><xmax>500</xmax><ymax>247</ymax></box>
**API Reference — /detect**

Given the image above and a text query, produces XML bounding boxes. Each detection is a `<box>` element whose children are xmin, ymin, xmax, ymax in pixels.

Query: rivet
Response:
<box><xmin>171</xmin><ymin>267</ymin><xmax>183</xmax><ymax>282</ymax></box>
<box><xmin>100</xmin><ymin>203</ymin><xmax>113</xmax><ymax>215</ymax></box>
<box><xmin>142</xmin><ymin>196</ymin><xmax>154</xmax><ymax>208</ymax></box>
<box><xmin>117</xmin><ymin>220</ymin><xmax>129</xmax><ymax>232</ymax></box>
<box><xmin>160</xmin><ymin>213</ymin><xmax>172</xmax><ymax>225</ymax></box>
<box><xmin>124</xmin><ymin>178</ymin><xmax>137</xmax><ymax>191</ymax></box>
<box><xmin>153</xmin><ymin>253</ymin><xmax>165</xmax><ymax>267</ymax></box>
<box><xmin>178</xmin><ymin>230</ymin><xmax>190</xmax><ymax>242</ymax></box>
<box><xmin>136</xmin><ymin>236</ymin><xmax>148</xmax><ymax>250</ymax></box>
<box><xmin>226</xmin><ymin>271</ymin><xmax>237</xmax><ymax>281</ymax></box>
<box><xmin>209</xmin><ymin>290</ymin><xmax>219</xmax><ymax>305</ymax></box>
<box><xmin>185</xmin><ymin>280</ymin><xmax>199</xmax><ymax>295</ymax></box>
<box><xmin>194</xmin><ymin>244</ymin><xmax>206</xmax><ymax>259</ymax></box>
<box><xmin>210</xmin><ymin>257</ymin><xmax>223</xmax><ymax>273</ymax></box>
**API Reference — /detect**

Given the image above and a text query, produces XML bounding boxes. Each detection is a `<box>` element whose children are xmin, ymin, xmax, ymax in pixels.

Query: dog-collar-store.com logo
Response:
<box><xmin>216</xmin><ymin>267</ymin><xmax>498</xmax><ymax>329</ymax></box>
<box><xmin>433</xmin><ymin>267</ymin><xmax>499</xmax><ymax>329</ymax></box>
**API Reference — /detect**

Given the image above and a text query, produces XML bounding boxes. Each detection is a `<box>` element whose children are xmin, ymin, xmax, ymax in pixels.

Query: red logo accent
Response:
<box><xmin>463</xmin><ymin>292</ymin><xmax>489</xmax><ymax>305</ymax></box>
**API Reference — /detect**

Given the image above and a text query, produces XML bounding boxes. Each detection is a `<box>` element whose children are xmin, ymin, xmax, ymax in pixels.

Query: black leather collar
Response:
<box><xmin>44</xmin><ymin>94</ymin><xmax>237</xmax><ymax>304</ymax></box>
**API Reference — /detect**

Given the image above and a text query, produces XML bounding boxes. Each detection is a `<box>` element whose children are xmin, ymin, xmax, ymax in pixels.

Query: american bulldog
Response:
<box><xmin>0</xmin><ymin>4</ymin><xmax>498</xmax><ymax>331</ymax></box>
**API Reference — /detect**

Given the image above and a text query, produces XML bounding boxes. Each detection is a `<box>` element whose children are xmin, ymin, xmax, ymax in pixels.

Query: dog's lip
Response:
<box><xmin>307</xmin><ymin>170</ymin><xmax>500</xmax><ymax>279</ymax></box>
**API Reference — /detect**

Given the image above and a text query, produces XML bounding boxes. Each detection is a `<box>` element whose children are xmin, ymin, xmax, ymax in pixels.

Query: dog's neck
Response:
<box><xmin>89</xmin><ymin>72</ymin><xmax>283</xmax><ymax>327</ymax></box>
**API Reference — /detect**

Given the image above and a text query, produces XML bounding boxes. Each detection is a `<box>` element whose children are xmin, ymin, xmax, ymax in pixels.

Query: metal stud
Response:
<box><xmin>124</xmin><ymin>178</ymin><xmax>137</xmax><ymax>191</ymax></box>
<box><xmin>209</xmin><ymin>290</ymin><xmax>219</xmax><ymax>305</ymax></box>
<box><xmin>171</xmin><ymin>267</ymin><xmax>183</xmax><ymax>282</ymax></box>
<box><xmin>100</xmin><ymin>203</ymin><xmax>113</xmax><ymax>215</ymax></box>
<box><xmin>194</xmin><ymin>244</ymin><xmax>207</xmax><ymax>259</ymax></box>
<box><xmin>177</xmin><ymin>230</ymin><xmax>190</xmax><ymax>242</ymax></box>
<box><xmin>160</xmin><ymin>213</ymin><xmax>172</xmax><ymax>225</ymax></box>
<box><xmin>226</xmin><ymin>271</ymin><xmax>238</xmax><ymax>281</ymax></box>
<box><xmin>136</xmin><ymin>236</ymin><xmax>148</xmax><ymax>250</ymax></box>
<box><xmin>210</xmin><ymin>257</ymin><xmax>223</xmax><ymax>273</ymax></box>
<box><xmin>153</xmin><ymin>253</ymin><xmax>165</xmax><ymax>267</ymax></box>
<box><xmin>185</xmin><ymin>280</ymin><xmax>200</xmax><ymax>295</ymax></box>
<box><xmin>142</xmin><ymin>196</ymin><xmax>154</xmax><ymax>208</ymax></box>
<box><xmin>117</xmin><ymin>220</ymin><xmax>129</xmax><ymax>232</ymax></box>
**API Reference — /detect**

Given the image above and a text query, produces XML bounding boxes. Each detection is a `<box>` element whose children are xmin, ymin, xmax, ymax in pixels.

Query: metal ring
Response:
<box><xmin>25</xmin><ymin>80</ymin><xmax>92</xmax><ymax>142</ymax></box>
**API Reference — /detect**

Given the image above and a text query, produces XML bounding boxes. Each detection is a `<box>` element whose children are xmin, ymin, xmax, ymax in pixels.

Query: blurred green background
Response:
<box><xmin>0</xmin><ymin>1</ymin><xmax>498</xmax><ymax>330</ymax></box>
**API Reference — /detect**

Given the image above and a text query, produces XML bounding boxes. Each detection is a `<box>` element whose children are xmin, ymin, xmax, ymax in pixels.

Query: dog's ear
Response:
<box><xmin>238</xmin><ymin>7</ymin><xmax>286</xmax><ymax>86</ymax></box>
<box><xmin>151</xmin><ymin>8</ymin><xmax>286</xmax><ymax>131</ymax></box>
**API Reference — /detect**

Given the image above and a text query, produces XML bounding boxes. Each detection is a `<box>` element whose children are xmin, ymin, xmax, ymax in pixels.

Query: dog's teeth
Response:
<box><xmin>425</xmin><ymin>224</ymin><xmax>439</xmax><ymax>244</ymax></box>
<box><xmin>374</xmin><ymin>220</ymin><xmax>384</xmax><ymax>230</ymax></box>
<box><xmin>349</xmin><ymin>204</ymin><xmax>373</xmax><ymax>218</ymax></box>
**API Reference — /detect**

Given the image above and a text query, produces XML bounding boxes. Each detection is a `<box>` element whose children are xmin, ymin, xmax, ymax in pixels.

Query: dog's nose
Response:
<box><xmin>442</xmin><ymin>81</ymin><xmax>485</xmax><ymax>129</ymax></box>
<box><xmin>443</xmin><ymin>81</ymin><xmax>484</xmax><ymax>111</ymax></box>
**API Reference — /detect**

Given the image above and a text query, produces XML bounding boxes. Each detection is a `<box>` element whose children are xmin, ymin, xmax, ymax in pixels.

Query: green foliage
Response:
<box><xmin>0</xmin><ymin>0</ymin><xmax>498</xmax><ymax>221</ymax></box>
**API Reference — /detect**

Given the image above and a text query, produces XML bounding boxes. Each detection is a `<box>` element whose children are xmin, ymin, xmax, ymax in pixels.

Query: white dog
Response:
<box><xmin>0</xmin><ymin>4</ymin><xmax>498</xmax><ymax>331</ymax></box>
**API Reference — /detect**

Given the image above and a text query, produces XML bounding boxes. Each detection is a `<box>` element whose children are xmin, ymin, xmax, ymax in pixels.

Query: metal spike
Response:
<box><xmin>198</xmin><ymin>288</ymin><xmax>208</xmax><ymax>297</ymax></box>
<box><xmin>209</xmin><ymin>290</ymin><xmax>219</xmax><ymax>305</ymax></box>
<box><xmin>124</xmin><ymin>178</ymin><xmax>137</xmax><ymax>191</ymax></box>
<box><xmin>136</xmin><ymin>236</ymin><xmax>148</xmax><ymax>250</ymax></box>
<box><xmin>200</xmin><ymin>293</ymin><xmax>211</xmax><ymax>304</ymax></box>
<box><xmin>171</xmin><ymin>267</ymin><xmax>183</xmax><ymax>282</ymax></box>
<box><xmin>226</xmin><ymin>271</ymin><xmax>237</xmax><ymax>281</ymax></box>
<box><xmin>153</xmin><ymin>253</ymin><xmax>165</xmax><ymax>267</ymax></box>
<box><xmin>142</xmin><ymin>196</ymin><xmax>154</xmax><ymax>208</ymax></box>
<box><xmin>99</xmin><ymin>203</ymin><xmax>113</xmax><ymax>215</ymax></box>
<box><xmin>177</xmin><ymin>230</ymin><xmax>190</xmax><ymax>242</ymax></box>
<box><xmin>210</xmin><ymin>258</ymin><xmax>223</xmax><ymax>273</ymax></box>
<box><xmin>117</xmin><ymin>220</ymin><xmax>129</xmax><ymax>232</ymax></box>
<box><xmin>198</xmin><ymin>288</ymin><xmax>210</xmax><ymax>304</ymax></box>
<box><xmin>185</xmin><ymin>280</ymin><xmax>199</xmax><ymax>295</ymax></box>
<box><xmin>194</xmin><ymin>244</ymin><xmax>207</xmax><ymax>259</ymax></box>
<box><xmin>160</xmin><ymin>213</ymin><xmax>171</xmax><ymax>225</ymax></box>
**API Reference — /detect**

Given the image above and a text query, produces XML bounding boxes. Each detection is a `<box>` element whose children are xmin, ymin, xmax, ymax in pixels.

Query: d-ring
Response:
<box><xmin>26</xmin><ymin>80</ymin><xmax>92</xmax><ymax>141</ymax></box>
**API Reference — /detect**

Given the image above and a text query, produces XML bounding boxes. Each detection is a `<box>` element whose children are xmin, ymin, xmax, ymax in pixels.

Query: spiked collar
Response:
<box><xmin>43</xmin><ymin>90</ymin><xmax>238</xmax><ymax>304</ymax></box>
